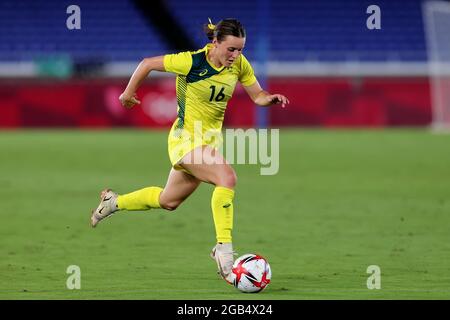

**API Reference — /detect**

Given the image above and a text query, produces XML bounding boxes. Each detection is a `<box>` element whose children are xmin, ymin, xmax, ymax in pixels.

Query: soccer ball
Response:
<box><xmin>231</xmin><ymin>253</ymin><xmax>271</xmax><ymax>293</ymax></box>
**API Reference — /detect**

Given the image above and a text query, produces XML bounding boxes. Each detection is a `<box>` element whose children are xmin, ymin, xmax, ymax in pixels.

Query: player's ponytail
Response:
<box><xmin>203</xmin><ymin>18</ymin><xmax>246</xmax><ymax>42</ymax></box>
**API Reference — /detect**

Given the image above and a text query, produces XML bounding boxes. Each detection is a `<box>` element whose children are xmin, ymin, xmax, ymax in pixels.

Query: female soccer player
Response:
<box><xmin>90</xmin><ymin>18</ymin><xmax>289</xmax><ymax>284</ymax></box>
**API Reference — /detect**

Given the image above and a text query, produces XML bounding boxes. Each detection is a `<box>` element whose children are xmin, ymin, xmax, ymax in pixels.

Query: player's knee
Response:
<box><xmin>218</xmin><ymin>169</ymin><xmax>237</xmax><ymax>188</ymax></box>
<box><xmin>160</xmin><ymin>199</ymin><xmax>181</xmax><ymax>211</ymax></box>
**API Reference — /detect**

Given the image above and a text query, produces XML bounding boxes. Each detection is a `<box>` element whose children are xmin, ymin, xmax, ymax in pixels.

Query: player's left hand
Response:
<box><xmin>267</xmin><ymin>94</ymin><xmax>289</xmax><ymax>108</ymax></box>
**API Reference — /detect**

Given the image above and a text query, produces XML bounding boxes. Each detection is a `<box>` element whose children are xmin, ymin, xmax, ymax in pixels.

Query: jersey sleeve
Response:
<box><xmin>163</xmin><ymin>51</ymin><xmax>193</xmax><ymax>76</ymax></box>
<box><xmin>238</xmin><ymin>54</ymin><xmax>257</xmax><ymax>87</ymax></box>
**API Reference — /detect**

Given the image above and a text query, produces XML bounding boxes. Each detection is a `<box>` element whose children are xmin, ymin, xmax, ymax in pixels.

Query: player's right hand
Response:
<box><xmin>119</xmin><ymin>92</ymin><xmax>141</xmax><ymax>109</ymax></box>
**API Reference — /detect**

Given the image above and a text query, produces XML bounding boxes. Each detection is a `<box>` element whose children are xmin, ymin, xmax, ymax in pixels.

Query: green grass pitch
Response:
<box><xmin>1</xmin><ymin>129</ymin><xmax>449</xmax><ymax>299</ymax></box>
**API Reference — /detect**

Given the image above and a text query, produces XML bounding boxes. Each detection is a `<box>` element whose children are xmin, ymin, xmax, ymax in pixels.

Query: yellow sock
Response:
<box><xmin>117</xmin><ymin>187</ymin><xmax>162</xmax><ymax>211</ymax></box>
<box><xmin>211</xmin><ymin>186</ymin><xmax>235</xmax><ymax>243</ymax></box>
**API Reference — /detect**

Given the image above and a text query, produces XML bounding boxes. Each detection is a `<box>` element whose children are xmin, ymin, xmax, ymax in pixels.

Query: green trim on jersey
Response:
<box><xmin>175</xmin><ymin>76</ymin><xmax>188</xmax><ymax>130</ymax></box>
<box><xmin>186</xmin><ymin>51</ymin><xmax>224</xmax><ymax>84</ymax></box>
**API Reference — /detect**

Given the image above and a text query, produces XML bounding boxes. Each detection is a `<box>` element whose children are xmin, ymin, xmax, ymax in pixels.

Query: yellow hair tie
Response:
<box><xmin>208</xmin><ymin>17</ymin><xmax>215</xmax><ymax>30</ymax></box>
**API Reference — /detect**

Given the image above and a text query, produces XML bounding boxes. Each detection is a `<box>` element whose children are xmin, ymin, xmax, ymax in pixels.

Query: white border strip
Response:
<box><xmin>0</xmin><ymin>62</ymin><xmax>37</xmax><ymax>77</ymax></box>
<box><xmin>2</xmin><ymin>61</ymin><xmax>450</xmax><ymax>78</ymax></box>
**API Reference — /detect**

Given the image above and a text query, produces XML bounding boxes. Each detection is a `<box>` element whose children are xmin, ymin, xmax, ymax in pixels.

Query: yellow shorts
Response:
<box><xmin>167</xmin><ymin>121</ymin><xmax>222</xmax><ymax>171</ymax></box>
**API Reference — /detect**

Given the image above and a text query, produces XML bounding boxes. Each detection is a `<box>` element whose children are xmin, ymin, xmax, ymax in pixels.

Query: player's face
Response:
<box><xmin>214</xmin><ymin>36</ymin><xmax>245</xmax><ymax>67</ymax></box>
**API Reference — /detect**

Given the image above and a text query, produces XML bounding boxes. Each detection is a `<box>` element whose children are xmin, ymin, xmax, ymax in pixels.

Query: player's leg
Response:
<box><xmin>179</xmin><ymin>145</ymin><xmax>237</xmax><ymax>283</ymax></box>
<box><xmin>181</xmin><ymin>146</ymin><xmax>237</xmax><ymax>188</ymax></box>
<box><xmin>90</xmin><ymin>168</ymin><xmax>201</xmax><ymax>227</ymax></box>
<box><xmin>117</xmin><ymin>168</ymin><xmax>201</xmax><ymax>211</ymax></box>
<box><xmin>181</xmin><ymin>146</ymin><xmax>237</xmax><ymax>243</ymax></box>
<box><xmin>158</xmin><ymin>168</ymin><xmax>202</xmax><ymax>211</ymax></box>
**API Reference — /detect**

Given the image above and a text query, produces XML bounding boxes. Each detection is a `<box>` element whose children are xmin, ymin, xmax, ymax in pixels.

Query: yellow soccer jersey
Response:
<box><xmin>163</xmin><ymin>43</ymin><xmax>257</xmax><ymax>135</ymax></box>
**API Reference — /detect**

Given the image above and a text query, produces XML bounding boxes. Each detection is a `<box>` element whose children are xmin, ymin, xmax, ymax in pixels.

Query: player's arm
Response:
<box><xmin>243</xmin><ymin>80</ymin><xmax>289</xmax><ymax>108</ymax></box>
<box><xmin>119</xmin><ymin>56</ymin><xmax>166</xmax><ymax>108</ymax></box>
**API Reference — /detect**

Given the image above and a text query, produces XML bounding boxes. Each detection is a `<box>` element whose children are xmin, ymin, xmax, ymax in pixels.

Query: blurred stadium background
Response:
<box><xmin>2</xmin><ymin>0</ymin><xmax>450</xmax><ymax>300</ymax></box>
<box><xmin>1</xmin><ymin>0</ymin><xmax>449</xmax><ymax>129</ymax></box>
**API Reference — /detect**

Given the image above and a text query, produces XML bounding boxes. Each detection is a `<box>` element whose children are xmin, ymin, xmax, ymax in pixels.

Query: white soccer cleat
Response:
<box><xmin>210</xmin><ymin>243</ymin><xmax>236</xmax><ymax>284</ymax></box>
<box><xmin>90</xmin><ymin>189</ymin><xmax>119</xmax><ymax>228</ymax></box>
